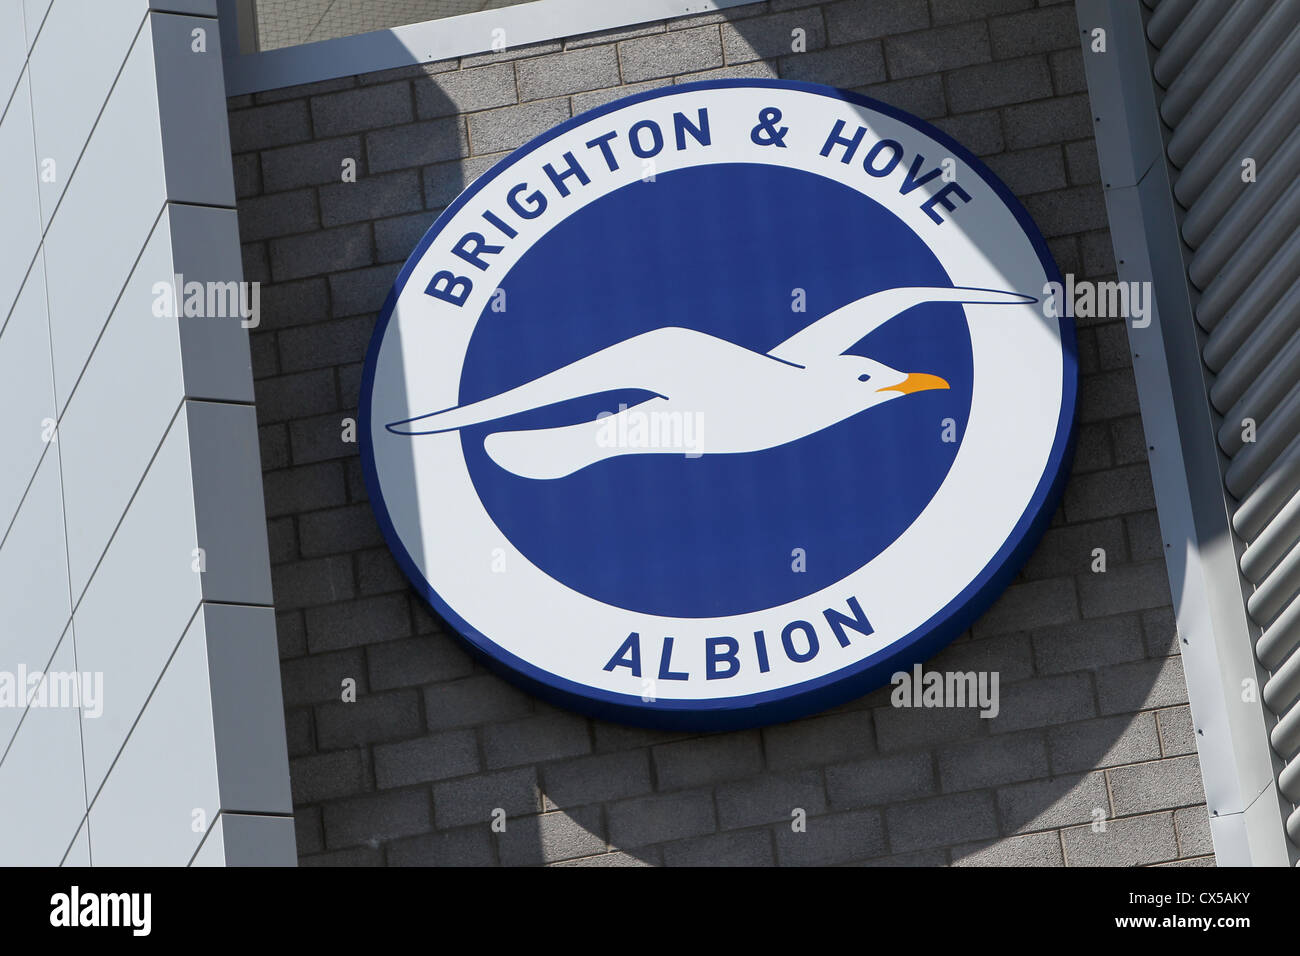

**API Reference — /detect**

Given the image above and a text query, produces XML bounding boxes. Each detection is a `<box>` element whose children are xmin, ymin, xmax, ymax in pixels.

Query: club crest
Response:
<box><xmin>360</xmin><ymin>79</ymin><xmax>1077</xmax><ymax>729</ymax></box>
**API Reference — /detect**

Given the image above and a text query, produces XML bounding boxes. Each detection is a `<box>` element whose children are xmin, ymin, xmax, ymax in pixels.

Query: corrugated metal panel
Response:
<box><xmin>1149</xmin><ymin>0</ymin><xmax>1300</xmax><ymax>847</ymax></box>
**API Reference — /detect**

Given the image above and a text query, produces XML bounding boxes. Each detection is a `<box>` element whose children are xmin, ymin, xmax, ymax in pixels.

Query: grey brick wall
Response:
<box><xmin>228</xmin><ymin>0</ymin><xmax>1214</xmax><ymax>867</ymax></box>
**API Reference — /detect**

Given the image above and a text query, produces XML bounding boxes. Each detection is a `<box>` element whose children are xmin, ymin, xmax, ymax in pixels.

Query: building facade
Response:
<box><xmin>0</xmin><ymin>0</ymin><xmax>1295</xmax><ymax>866</ymax></box>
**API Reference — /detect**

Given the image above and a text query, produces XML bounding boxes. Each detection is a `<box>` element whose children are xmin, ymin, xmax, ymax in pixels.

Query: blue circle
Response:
<box><xmin>359</xmin><ymin>80</ymin><xmax>1077</xmax><ymax>730</ymax></box>
<box><xmin>457</xmin><ymin>162</ymin><xmax>973</xmax><ymax>618</ymax></box>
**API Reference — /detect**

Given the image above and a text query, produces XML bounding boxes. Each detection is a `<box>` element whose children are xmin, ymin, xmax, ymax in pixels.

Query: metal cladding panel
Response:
<box><xmin>1149</xmin><ymin>0</ymin><xmax>1300</xmax><ymax>846</ymax></box>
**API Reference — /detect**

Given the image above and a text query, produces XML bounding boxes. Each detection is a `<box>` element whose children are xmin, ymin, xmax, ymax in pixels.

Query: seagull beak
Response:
<box><xmin>880</xmin><ymin>372</ymin><xmax>950</xmax><ymax>395</ymax></box>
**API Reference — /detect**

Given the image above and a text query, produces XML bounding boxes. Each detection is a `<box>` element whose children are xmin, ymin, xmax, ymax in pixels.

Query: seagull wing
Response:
<box><xmin>768</xmin><ymin>286</ymin><xmax>1036</xmax><ymax>366</ymax></box>
<box><xmin>386</xmin><ymin>326</ymin><xmax>742</xmax><ymax>435</ymax></box>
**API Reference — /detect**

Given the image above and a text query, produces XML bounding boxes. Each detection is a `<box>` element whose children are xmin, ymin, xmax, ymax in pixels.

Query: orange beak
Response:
<box><xmin>879</xmin><ymin>372</ymin><xmax>950</xmax><ymax>395</ymax></box>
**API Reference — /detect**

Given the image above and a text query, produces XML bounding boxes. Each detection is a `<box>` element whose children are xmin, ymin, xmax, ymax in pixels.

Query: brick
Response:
<box><xmin>873</xmin><ymin>698</ymin><xmax>985</xmax><ymax>751</ymax></box>
<box><xmin>368</xmin><ymin>634</ymin><xmax>476</xmax><ymax>691</ymax></box>
<box><xmin>856</xmin><ymin>848</ymin><xmax>948</xmax><ymax>866</ymax></box>
<box><xmin>263</xmin><ymin>462</ymin><xmax>346</xmax><ymax>517</ymax></box>
<box><xmin>884</xmin><ymin>22</ymin><xmax>991</xmax><ymax>78</ymax></box>
<box><xmin>1109</xmin><ymin>756</ymin><xmax>1204</xmax><ymax>815</ymax></box>
<box><xmin>228</xmin><ymin>100</ymin><xmax>311</xmax><ymax>152</ymax></box>
<box><xmin>1174</xmin><ymin>805</ymin><xmax>1213</xmax><ymax>857</ymax></box>
<box><xmin>294</xmin><ymin>806</ymin><xmax>323</xmax><ymax>855</ymax></box>
<box><xmin>825</xmin><ymin>751</ymin><xmax>935</xmax><ymax>807</ymax></box>
<box><xmin>1065</xmin><ymin>139</ymin><xmax>1100</xmax><ymax>186</ymax></box>
<box><xmin>301</xmin><ymin>846</ymin><xmax>383</xmax><ymax>866</ymax></box>
<box><xmin>607</xmin><ymin>788</ymin><xmax>716</xmax><ymax>847</ymax></box>
<box><xmin>462</xmin><ymin>40</ymin><xmax>563</xmax><ymax>68</ymax></box>
<box><xmin>652</xmin><ymin>732</ymin><xmax>764</xmax><ymax>789</ymax></box>
<box><xmin>1156</xmin><ymin>705</ymin><xmax>1197</xmax><ymax>757</ymax></box>
<box><xmin>1050</xmin><ymin>47</ymin><xmax>1087</xmax><ymax>95</ymax></box>
<box><xmin>1064</xmin><ymin>464</ymin><xmax>1155</xmax><ymax>522</ymax></box>
<box><xmin>374</xmin><ymin>730</ymin><xmax>480</xmax><ymax>788</ymax></box>
<box><xmin>997</xmin><ymin>770</ymin><xmax>1109</xmax><ymax>832</ymax></box>
<box><xmin>366</xmin><ymin>117</ymin><xmax>468</xmax><ymax>173</ymax></box>
<box><xmin>232</xmin><ymin>152</ymin><xmax>261</xmax><ymax>199</ymax></box>
<box><xmin>270</xmin><ymin>224</ymin><xmax>374</xmax><ymax>283</ymax></box>
<box><xmin>322</xmin><ymin>789</ymin><xmax>431</xmax><ymax>848</ymax></box>
<box><xmin>254</xmin><ymin>369</ymin><xmax>338</xmax><ymax>425</ymax></box>
<box><xmin>517</xmin><ymin>47</ymin><xmax>620</xmax><ymax>100</ymax></box>
<box><xmin>930</xmin><ymin>0</ymin><xmax>1032</xmax><ymax>24</ymax></box>
<box><xmin>257</xmin><ymin>277</ymin><xmax>330</xmax><ymax>331</ymax></box>
<box><xmin>279</xmin><ymin>317</ymin><xmax>375</xmax><ymax>375</ymax></box>
<box><xmin>423</xmin><ymin>152</ymin><xmax>505</xmax><ymax>210</ymax></box>
<box><xmin>290</xmin><ymin>748</ymin><xmax>366</xmax><ymax>804</ymax></box>
<box><xmin>990</xmin><ymin>673</ymin><xmax>1095</xmax><ymax>734</ymax></box>
<box><xmin>242</xmin><ymin>242</ymin><xmax>269</xmax><ymax>284</ymax></box>
<box><xmin>272</xmin><ymin>554</ymin><xmax>355</xmax><ymax>611</ymax></box>
<box><xmin>931</xmin><ymin>109</ymin><xmax>1004</xmax><ymax>155</ymax></box>
<box><xmin>946</xmin><ymin>56</ymin><xmax>1052</xmax><ymax>113</ymax></box>
<box><xmin>775</xmin><ymin>808</ymin><xmax>886</xmax><ymax>865</ymax></box>
<box><xmin>762</xmin><ymin>710</ymin><xmax>874</xmax><ymax>770</ymax></box>
<box><xmin>373</xmin><ymin>210</ymin><xmax>438</xmax><ymax>263</ymax></box>
<box><xmin>236</xmin><ymin>189</ymin><xmax>319</xmax><ymax>243</ymax></box>
<box><xmin>1097</xmin><ymin>656</ymin><xmax>1188</xmax><ymax>715</ymax></box>
<box><xmin>254</xmin><ymin>77</ymin><xmax>356</xmax><ymax>104</ymax></box>
<box><xmin>311</xmin><ymin>83</ymin><xmax>414</xmax><ymax>136</ymax></box>
<box><xmin>1048</xmin><ymin>235</ymin><xmax>1082</xmax><ymax>280</ymax></box>
<box><xmin>277</xmin><ymin>611</ymin><xmax>307</xmax><ymax>660</ymax></box>
<box><xmin>434</xmin><ymin>767</ymin><xmax>541</xmax><ymax>828</ymax></box>
<box><xmin>716</xmin><ymin>770</ymin><xmax>827</xmax><ymax>829</ymax></box>
<box><xmin>281</xmin><ymin>648</ymin><xmax>366</xmax><ymax>706</ymax></box>
<box><xmin>953</xmin><ymin>830</ymin><xmax>1063</xmax><ymax>865</ymax></box>
<box><xmin>286</xmin><ymin>414</ymin><xmax>360</xmax><ymax>466</ymax></box>
<box><xmin>483</xmin><ymin>713</ymin><xmax>592</xmax><ymax>769</ymax></box>
<box><xmin>305</xmin><ymin>594</ymin><xmax>411</xmax><ymax>652</ymax></box>
<box><xmin>415</xmin><ymin>64</ymin><xmax>518</xmax><ymax>117</ymax></box>
<box><xmin>1080</xmin><ymin>230</ymin><xmax>1117</xmax><ymax>279</ymax></box>
<box><xmin>675</xmin><ymin>61</ymin><xmax>779</xmax><ymax>83</ymax></box>
<box><xmin>1023</xmin><ymin>183</ymin><xmax>1108</xmax><ymax>237</ymax></box>
<box><xmin>315</xmin><ymin>690</ymin><xmax>422</xmax><ymax>749</ymax></box>
<box><xmin>498</xmin><ymin>807</ymin><xmax>607</xmax><ymax>865</ymax></box>
<box><xmin>989</xmin><ymin>6</ymin><xmax>1080</xmax><ymax>58</ymax></box>
<box><xmin>1061</xmin><ymin>811</ymin><xmax>1179</xmax><ymax>866</ymax></box>
<box><xmin>1071</xmin><ymin>420</ymin><xmax>1113</xmax><ymax>473</ymax></box>
<box><xmin>1124</xmin><ymin>510</ymin><xmax>1161</xmax><ymax>562</ymax></box>
<box><xmin>468</xmin><ymin>98</ymin><xmax>571</xmax><ymax>154</ymax></box>
<box><xmin>266</xmin><ymin>516</ymin><xmax>295</xmax><ymax>564</ymax></box>
<box><xmin>1142</xmin><ymin>606</ymin><xmax>1179</xmax><ymax>657</ymax></box>
<box><xmin>886</xmin><ymin>792</ymin><xmax>998</xmax><ymax>851</ymax></box>
<box><xmin>857</xmin><ymin>74</ymin><xmax>946</xmax><ymax>119</ymax></box>
<box><xmin>261</xmin><ymin>136</ymin><xmax>363</xmax><ymax>192</ymax></box>
<box><xmin>938</xmin><ymin>731</ymin><xmax>1049</xmax><ymax>791</ymax></box>
<box><xmin>541</xmin><ymin>750</ymin><xmax>652</xmax><ymax>806</ymax></box>
<box><xmin>933</xmin><ymin>631</ymin><xmax>1034</xmax><ymax>683</ymax></box>
<box><xmin>566</xmin><ymin>23</ymin><xmax>665</xmax><ymax>50</ymax></box>
<box><xmin>298</xmin><ymin>505</ymin><xmax>384</xmax><ymax>557</ymax></box>
<box><xmin>574</xmin><ymin>78</ymin><xmax>672</xmax><ymax>114</ymax></box>
<box><xmin>358</xmin><ymin>60</ymin><xmax>460</xmax><ymax>86</ymax></box>
<box><xmin>1019</xmin><ymin>517</ymin><xmax>1125</xmax><ymax>580</ymax></box>
<box><xmin>1003</xmin><ymin>93</ymin><xmax>1092</xmax><ymax>149</ymax></box>
<box><xmin>721</xmin><ymin>10</ymin><xmax>827</xmax><ymax>63</ymax></box>
<box><xmin>823</xmin><ymin>0</ymin><xmax>928</xmax><ymax>43</ymax></box>
<box><xmin>250</xmin><ymin>334</ymin><xmax>278</xmax><ymax>380</ymax></box>
<box><xmin>780</xmin><ymin>40</ymin><xmax>887</xmax><ymax>87</ymax></box>
<box><xmin>319</xmin><ymin>170</ymin><xmax>422</xmax><ymax>227</ymax></box>
<box><xmin>1048</xmin><ymin>712</ymin><xmax>1161</xmax><ymax>774</ymax></box>
<box><xmin>662</xmin><ymin>829</ymin><xmax>774</xmax><ymax>867</ymax></box>
<box><xmin>387</xmin><ymin>826</ymin><xmax>495</xmax><ymax>866</ymax></box>
<box><xmin>1078</xmin><ymin>561</ymin><xmax>1171</xmax><ymax>617</ymax></box>
<box><xmin>1032</xmin><ymin>615</ymin><xmax>1145</xmax><ymax>675</ymax></box>
<box><xmin>555</xmin><ymin>850</ymin><xmax>658</xmax><ymax>866</ymax></box>
<box><xmin>972</xmin><ymin>576</ymin><xmax>1078</xmax><ymax>637</ymax></box>
<box><xmin>328</xmin><ymin>263</ymin><xmax>402</xmax><ymax>318</ymax></box>
<box><xmin>619</xmin><ymin>26</ymin><xmax>724</xmax><ymax>82</ymax></box>
<box><xmin>424</xmin><ymin>675</ymin><xmax>536</xmax><ymax>729</ymax></box>
<box><xmin>986</xmin><ymin>145</ymin><xmax>1068</xmax><ymax>197</ymax></box>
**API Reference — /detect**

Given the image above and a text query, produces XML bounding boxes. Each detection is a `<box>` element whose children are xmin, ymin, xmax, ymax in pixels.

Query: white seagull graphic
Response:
<box><xmin>386</xmin><ymin>286</ymin><xmax>1034</xmax><ymax>479</ymax></box>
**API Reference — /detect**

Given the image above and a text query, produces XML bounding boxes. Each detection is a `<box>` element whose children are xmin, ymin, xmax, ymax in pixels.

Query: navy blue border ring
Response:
<box><xmin>358</xmin><ymin>79</ymin><xmax>1078</xmax><ymax>731</ymax></box>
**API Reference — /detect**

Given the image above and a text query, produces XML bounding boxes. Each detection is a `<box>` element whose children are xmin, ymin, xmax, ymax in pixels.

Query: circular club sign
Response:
<box><xmin>360</xmin><ymin>79</ymin><xmax>1077</xmax><ymax>730</ymax></box>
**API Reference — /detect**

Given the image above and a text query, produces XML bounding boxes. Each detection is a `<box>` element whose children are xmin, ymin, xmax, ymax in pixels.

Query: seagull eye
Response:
<box><xmin>858</xmin><ymin>373</ymin><xmax>871</xmax><ymax>382</ymax></box>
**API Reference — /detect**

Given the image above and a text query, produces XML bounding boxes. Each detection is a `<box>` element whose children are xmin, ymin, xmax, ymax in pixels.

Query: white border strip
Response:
<box><xmin>220</xmin><ymin>0</ymin><xmax>764</xmax><ymax>96</ymax></box>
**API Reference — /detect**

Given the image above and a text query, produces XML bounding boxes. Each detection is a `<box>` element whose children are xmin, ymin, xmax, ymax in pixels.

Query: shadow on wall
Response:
<box><xmin>237</xmin><ymin>0</ymin><xmax>1190</xmax><ymax>867</ymax></box>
